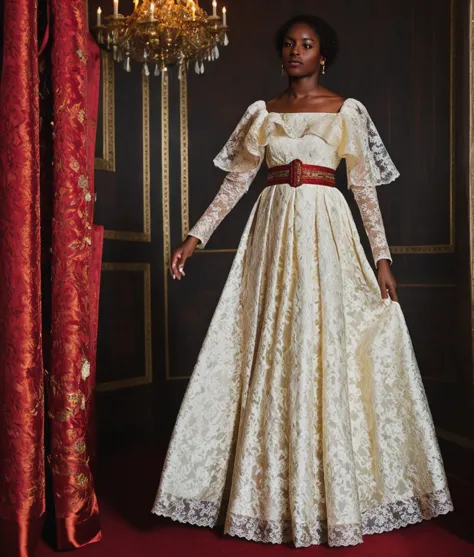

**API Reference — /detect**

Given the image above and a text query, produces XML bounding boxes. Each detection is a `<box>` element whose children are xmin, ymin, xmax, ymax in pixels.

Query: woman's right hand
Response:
<box><xmin>170</xmin><ymin>236</ymin><xmax>199</xmax><ymax>280</ymax></box>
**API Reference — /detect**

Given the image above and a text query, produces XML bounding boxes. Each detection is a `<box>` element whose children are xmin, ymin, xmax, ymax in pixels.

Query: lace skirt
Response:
<box><xmin>152</xmin><ymin>184</ymin><xmax>453</xmax><ymax>547</ymax></box>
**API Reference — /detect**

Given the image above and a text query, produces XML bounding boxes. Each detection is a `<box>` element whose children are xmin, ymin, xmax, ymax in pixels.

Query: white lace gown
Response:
<box><xmin>152</xmin><ymin>99</ymin><xmax>453</xmax><ymax>547</ymax></box>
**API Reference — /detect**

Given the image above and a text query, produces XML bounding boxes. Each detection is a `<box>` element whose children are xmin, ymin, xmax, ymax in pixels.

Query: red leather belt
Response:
<box><xmin>266</xmin><ymin>159</ymin><xmax>335</xmax><ymax>188</ymax></box>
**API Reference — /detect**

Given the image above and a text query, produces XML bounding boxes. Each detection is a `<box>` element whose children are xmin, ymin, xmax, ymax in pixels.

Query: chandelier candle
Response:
<box><xmin>113</xmin><ymin>0</ymin><xmax>118</xmax><ymax>16</ymax></box>
<box><xmin>222</xmin><ymin>6</ymin><xmax>226</xmax><ymax>26</ymax></box>
<box><xmin>212</xmin><ymin>0</ymin><xmax>217</xmax><ymax>17</ymax></box>
<box><xmin>150</xmin><ymin>2</ymin><xmax>155</xmax><ymax>19</ymax></box>
<box><xmin>97</xmin><ymin>6</ymin><xmax>102</xmax><ymax>26</ymax></box>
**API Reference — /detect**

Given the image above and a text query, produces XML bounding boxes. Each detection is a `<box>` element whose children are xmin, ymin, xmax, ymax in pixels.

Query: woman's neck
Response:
<box><xmin>286</xmin><ymin>76</ymin><xmax>322</xmax><ymax>100</ymax></box>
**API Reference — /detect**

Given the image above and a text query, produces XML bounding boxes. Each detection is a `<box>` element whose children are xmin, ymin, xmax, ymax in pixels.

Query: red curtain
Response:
<box><xmin>0</xmin><ymin>0</ymin><xmax>45</xmax><ymax>556</ymax></box>
<box><xmin>0</xmin><ymin>0</ymin><xmax>45</xmax><ymax>557</ymax></box>
<box><xmin>48</xmin><ymin>0</ymin><xmax>102</xmax><ymax>550</ymax></box>
<box><xmin>0</xmin><ymin>0</ymin><xmax>103</xmax><ymax>554</ymax></box>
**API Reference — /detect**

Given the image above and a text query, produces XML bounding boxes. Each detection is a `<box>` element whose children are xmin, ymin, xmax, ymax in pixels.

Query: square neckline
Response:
<box><xmin>264</xmin><ymin>98</ymin><xmax>349</xmax><ymax>116</ymax></box>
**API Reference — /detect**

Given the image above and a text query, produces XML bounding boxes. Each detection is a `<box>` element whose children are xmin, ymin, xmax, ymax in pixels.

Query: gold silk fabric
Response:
<box><xmin>153</xmin><ymin>100</ymin><xmax>453</xmax><ymax>547</ymax></box>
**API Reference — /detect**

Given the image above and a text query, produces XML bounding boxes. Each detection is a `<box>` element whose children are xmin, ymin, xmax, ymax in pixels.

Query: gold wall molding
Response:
<box><xmin>95</xmin><ymin>51</ymin><xmax>116</xmax><ymax>172</ymax></box>
<box><xmin>97</xmin><ymin>262</ymin><xmax>153</xmax><ymax>391</ymax></box>
<box><xmin>103</xmin><ymin>73</ymin><xmax>151</xmax><ymax>242</ymax></box>
<box><xmin>161</xmin><ymin>75</ymin><xmax>182</xmax><ymax>380</ymax></box>
<box><xmin>162</xmin><ymin>73</ymin><xmax>172</xmax><ymax>378</ymax></box>
<box><xmin>180</xmin><ymin>72</ymin><xmax>190</xmax><ymax>240</ymax></box>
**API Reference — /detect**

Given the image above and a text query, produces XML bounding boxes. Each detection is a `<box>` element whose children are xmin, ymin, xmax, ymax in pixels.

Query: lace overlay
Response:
<box><xmin>339</xmin><ymin>99</ymin><xmax>400</xmax><ymax>188</ymax></box>
<box><xmin>155</xmin><ymin>100</ymin><xmax>453</xmax><ymax>548</ymax></box>
<box><xmin>189</xmin><ymin>169</ymin><xmax>260</xmax><ymax>248</ymax></box>
<box><xmin>188</xmin><ymin>99</ymin><xmax>396</xmax><ymax>263</ymax></box>
<box><xmin>352</xmin><ymin>186</ymin><xmax>391</xmax><ymax>264</ymax></box>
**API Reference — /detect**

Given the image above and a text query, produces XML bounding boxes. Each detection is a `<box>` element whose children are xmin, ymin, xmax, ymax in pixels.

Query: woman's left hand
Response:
<box><xmin>377</xmin><ymin>259</ymin><xmax>398</xmax><ymax>302</ymax></box>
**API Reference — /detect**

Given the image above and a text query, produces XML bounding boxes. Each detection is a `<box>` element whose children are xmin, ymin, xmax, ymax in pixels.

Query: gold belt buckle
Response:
<box><xmin>289</xmin><ymin>159</ymin><xmax>303</xmax><ymax>187</ymax></box>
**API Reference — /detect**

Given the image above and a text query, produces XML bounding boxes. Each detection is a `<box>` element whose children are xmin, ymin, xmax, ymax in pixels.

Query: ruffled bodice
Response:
<box><xmin>189</xmin><ymin>98</ymin><xmax>399</xmax><ymax>264</ymax></box>
<box><xmin>213</xmin><ymin>98</ymin><xmax>399</xmax><ymax>186</ymax></box>
<box><xmin>213</xmin><ymin>101</ymin><xmax>345</xmax><ymax>170</ymax></box>
<box><xmin>263</xmin><ymin>110</ymin><xmax>344</xmax><ymax>169</ymax></box>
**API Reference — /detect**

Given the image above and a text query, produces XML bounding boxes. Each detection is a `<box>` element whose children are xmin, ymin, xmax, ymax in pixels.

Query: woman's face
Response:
<box><xmin>281</xmin><ymin>23</ymin><xmax>323</xmax><ymax>78</ymax></box>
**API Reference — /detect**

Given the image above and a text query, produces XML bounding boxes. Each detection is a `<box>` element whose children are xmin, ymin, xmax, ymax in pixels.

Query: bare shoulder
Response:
<box><xmin>317</xmin><ymin>88</ymin><xmax>345</xmax><ymax>112</ymax></box>
<box><xmin>265</xmin><ymin>94</ymin><xmax>286</xmax><ymax>112</ymax></box>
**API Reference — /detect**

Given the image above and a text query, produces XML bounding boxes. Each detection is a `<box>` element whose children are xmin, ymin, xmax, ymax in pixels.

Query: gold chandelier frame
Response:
<box><xmin>93</xmin><ymin>0</ymin><xmax>229</xmax><ymax>77</ymax></box>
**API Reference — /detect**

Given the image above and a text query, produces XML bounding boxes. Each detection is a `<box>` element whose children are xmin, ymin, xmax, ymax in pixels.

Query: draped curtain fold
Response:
<box><xmin>48</xmin><ymin>0</ymin><xmax>102</xmax><ymax>550</ymax></box>
<box><xmin>0</xmin><ymin>0</ymin><xmax>103</xmax><ymax>554</ymax></box>
<box><xmin>0</xmin><ymin>0</ymin><xmax>45</xmax><ymax>555</ymax></box>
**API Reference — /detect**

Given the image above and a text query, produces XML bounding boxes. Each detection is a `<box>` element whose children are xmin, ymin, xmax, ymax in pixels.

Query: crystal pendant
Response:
<box><xmin>124</xmin><ymin>57</ymin><xmax>131</xmax><ymax>72</ymax></box>
<box><xmin>113</xmin><ymin>45</ymin><xmax>118</xmax><ymax>60</ymax></box>
<box><xmin>224</xmin><ymin>33</ymin><xmax>229</xmax><ymax>46</ymax></box>
<box><xmin>194</xmin><ymin>60</ymin><xmax>201</xmax><ymax>74</ymax></box>
<box><xmin>143</xmin><ymin>62</ymin><xmax>150</xmax><ymax>77</ymax></box>
<box><xmin>200</xmin><ymin>62</ymin><xmax>205</xmax><ymax>74</ymax></box>
<box><xmin>214</xmin><ymin>46</ymin><xmax>220</xmax><ymax>59</ymax></box>
<box><xmin>117</xmin><ymin>50</ymin><xmax>123</xmax><ymax>63</ymax></box>
<box><xmin>154</xmin><ymin>64</ymin><xmax>160</xmax><ymax>76</ymax></box>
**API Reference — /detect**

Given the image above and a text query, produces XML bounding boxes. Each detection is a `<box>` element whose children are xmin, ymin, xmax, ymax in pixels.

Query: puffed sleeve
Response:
<box><xmin>339</xmin><ymin>99</ymin><xmax>399</xmax><ymax>189</ymax></box>
<box><xmin>188</xmin><ymin>101</ymin><xmax>267</xmax><ymax>248</ymax></box>
<box><xmin>339</xmin><ymin>99</ymin><xmax>399</xmax><ymax>265</ymax></box>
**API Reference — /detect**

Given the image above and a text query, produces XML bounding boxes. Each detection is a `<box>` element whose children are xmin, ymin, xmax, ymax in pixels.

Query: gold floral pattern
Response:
<box><xmin>47</xmin><ymin>0</ymin><xmax>102</xmax><ymax>548</ymax></box>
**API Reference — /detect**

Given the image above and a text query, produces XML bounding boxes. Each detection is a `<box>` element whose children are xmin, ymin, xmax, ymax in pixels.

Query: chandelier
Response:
<box><xmin>94</xmin><ymin>0</ymin><xmax>229</xmax><ymax>77</ymax></box>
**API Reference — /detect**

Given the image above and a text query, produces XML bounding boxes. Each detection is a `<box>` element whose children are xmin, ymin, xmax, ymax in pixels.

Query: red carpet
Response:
<box><xmin>35</xmin><ymin>449</ymin><xmax>474</xmax><ymax>557</ymax></box>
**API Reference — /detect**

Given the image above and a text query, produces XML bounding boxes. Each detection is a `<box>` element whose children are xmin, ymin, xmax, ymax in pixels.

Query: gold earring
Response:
<box><xmin>321</xmin><ymin>61</ymin><xmax>326</xmax><ymax>75</ymax></box>
<box><xmin>281</xmin><ymin>62</ymin><xmax>286</xmax><ymax>77</ymax></box>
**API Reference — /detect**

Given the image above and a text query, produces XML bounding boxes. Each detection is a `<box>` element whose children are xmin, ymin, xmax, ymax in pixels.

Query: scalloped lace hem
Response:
<box><xmin>152</xmin><ymin>488</ymin><xmax>453</xmax><ymax>547</ymax></box>
<box><xmin>152</xmin><ymin>492</ymin><xmax>220</xmax><ymax>528</ymax></box>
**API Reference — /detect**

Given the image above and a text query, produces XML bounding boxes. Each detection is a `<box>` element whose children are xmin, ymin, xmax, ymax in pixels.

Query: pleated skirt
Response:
<box><xmin>153</xmin><ymin>184</ymin><xmax>453</xmax><ymax>547</ymax></box>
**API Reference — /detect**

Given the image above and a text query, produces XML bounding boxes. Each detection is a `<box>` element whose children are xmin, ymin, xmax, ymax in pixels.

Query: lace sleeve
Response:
<box><xmin>187</xmin><ymin>101</ymin><xmax>267</xmax><ymax>248</ymax></box>
<box><xmin>352</xmin><ymin>185</ymin><xmax>391</xmax><ymax>265</ymax></box>
<box><xmin>213</xmin><ymin>100</ymin><xmax>267</xmax><ymax>173</ymax></box>
<box><xmin>339</xmin><ymin>99</ymin><xmax>400</xmax><ymax>189</ymax></box>
<box><xmin>188</xmin><ymin>167</ymin><xmax>261</xmax><ymax>248</ymax></box>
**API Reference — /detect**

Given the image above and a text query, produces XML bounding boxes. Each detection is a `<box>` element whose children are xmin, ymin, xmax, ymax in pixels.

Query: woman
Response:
<box><xmin>153</xmin><ymin>14</ymin><xmax>453</xmax><ymax>548</ymax></box>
